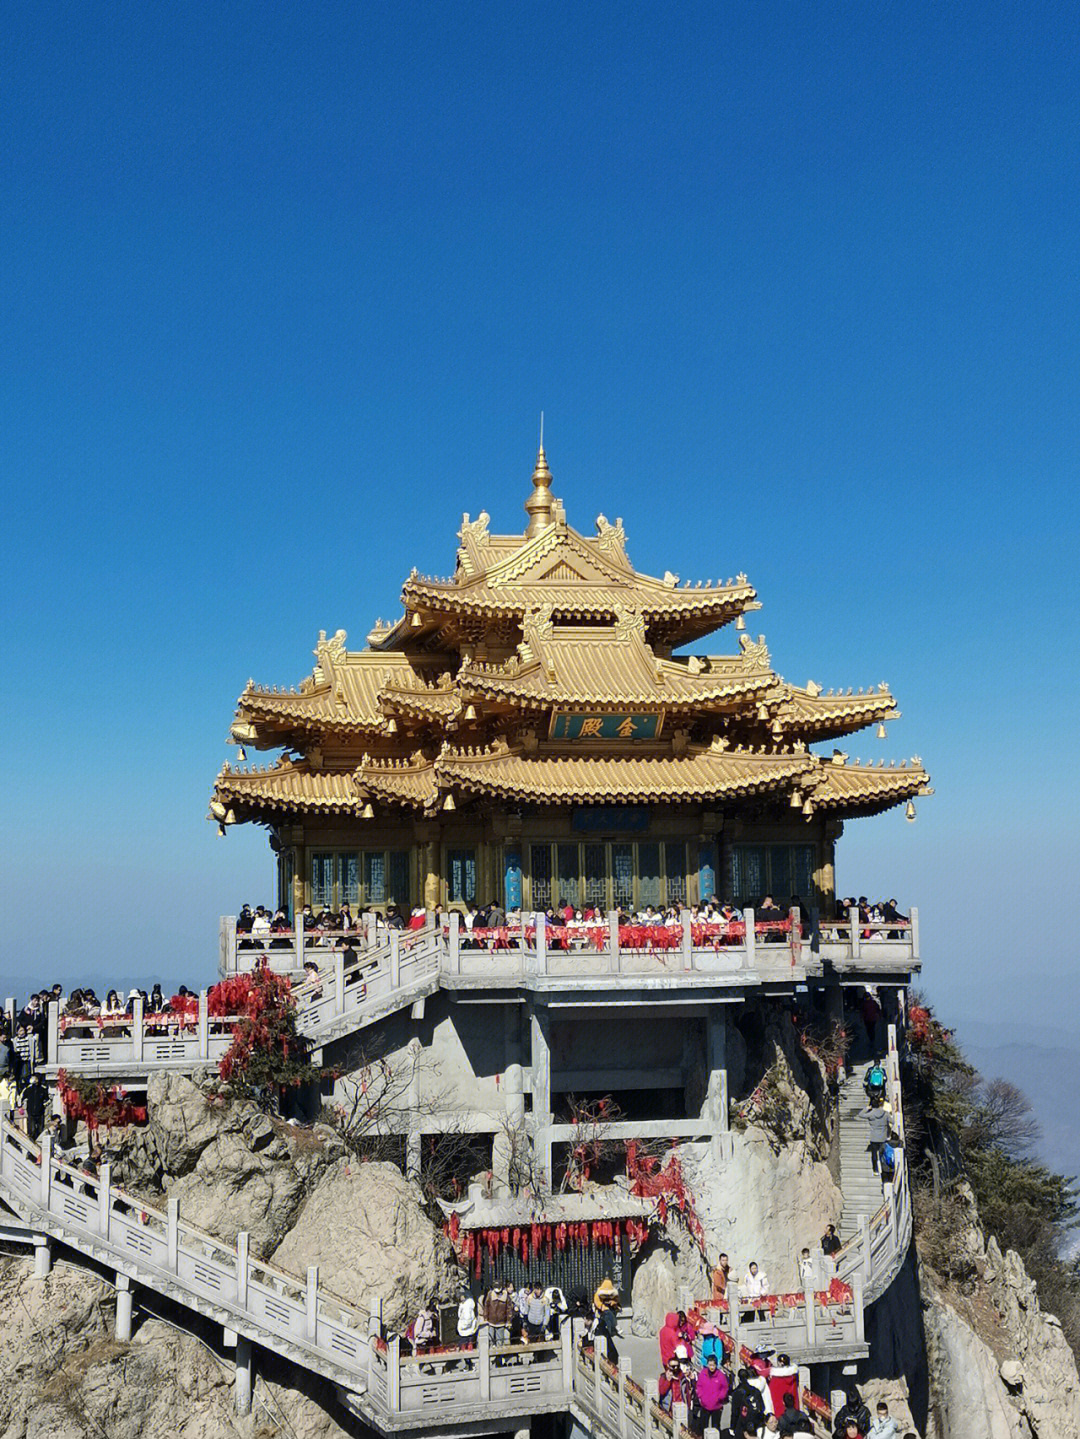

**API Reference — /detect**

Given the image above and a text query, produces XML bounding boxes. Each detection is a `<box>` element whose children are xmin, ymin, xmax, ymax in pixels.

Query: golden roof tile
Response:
<box><xmin>213</xmin><ymin>763</ymin><xmax>360</xmax><ymax>814</ymax></box>
<box><xmin>808</xmin><ymin>759</ymin><xmax>932</xmax><ymax>815</ymax></box>
<box><xmin>436</xmin><ymin>742</ymin><xmax>814</xmax><ymax>805</ymax></box>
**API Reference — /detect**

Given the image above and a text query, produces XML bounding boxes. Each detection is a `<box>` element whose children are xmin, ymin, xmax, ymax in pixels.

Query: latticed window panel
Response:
<box><xmin>364</xmin><ymin>851</ymin><xmax>387</xmax><ymax>905</ymax></box>
<box><xmin>637</xmin><ymin>843</ymin><xmax>661</xmax><ymax>909</ymax></box>
<box><xmin>530</xmin><ymin>844</ymin><xmax>552</xmax><ymax>910</ymax></box>
<box><xmin>557</xmin><ymin>844</ymin><xmax>581</xmax><ymax>910</ymax></box>
<box><xmin>447</xmin><ymin>849</ymin><xmax>477</xmax><ymax>904</ymax></box>
<box><xmin>584</xmin><ymin>844</ymin><xmax>607</xmax><ymax>909</ymax></box>
<box><xmin>612</xmin><ymin>844</ymin><xmax>634</xmax><ymax>909</ymax></box>
<box><xmin>388</xmin><ymin>850</ymin><xmax>410</xmax><ymax>907</ymax></box>
<box><xmin>731</xmin><ymin>844</ymin><xmax>817</xmax><ymax>905</ymax></box>
<box><xmin>665</xmin><ymin>842</ymin><xmax>687</xmax><ymax>906</ymax></box>
<box><xmin>341</xmin><ymin>854</ymin><xmax>361</xmax><ymax>906</ymax></box>
<box><xmin>792</xmin><ymin>845</ymin><xmax>815</xmax><ymax>900</ymax></box>
<box><xmin>311</xmin><ymin>853</ymin><xmax>335</xmax><ymax>908</ymax></box>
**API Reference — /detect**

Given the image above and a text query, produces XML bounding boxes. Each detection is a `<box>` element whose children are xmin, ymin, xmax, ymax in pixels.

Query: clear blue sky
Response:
<box><xmin>3</xmin><ymin>2</ymin><xmax>1078</xmax><ymax>1045</ymax></box>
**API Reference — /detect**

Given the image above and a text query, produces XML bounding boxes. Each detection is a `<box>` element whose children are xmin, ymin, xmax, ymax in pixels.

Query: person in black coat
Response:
<box><xmin>833</xmin><ymin>1389</ymin><xmax>871</xmax><ymax>1437</ymax></box>
<box><xmin>24</xmin><ymin>1074</ymin><xmax>47</xmax><ymax>1142</ymax></box>
<box><xmin>728</xmin><ymin>1369</ymin><xmax>764</xmax><ymax>1431</ymax></box>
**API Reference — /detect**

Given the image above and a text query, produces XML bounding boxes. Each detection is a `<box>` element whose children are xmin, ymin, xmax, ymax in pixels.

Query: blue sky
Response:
<box><xmin>2</xmin><ymin>2</ymin><xmax>1078</xmax><ymax>1063</ymax></box>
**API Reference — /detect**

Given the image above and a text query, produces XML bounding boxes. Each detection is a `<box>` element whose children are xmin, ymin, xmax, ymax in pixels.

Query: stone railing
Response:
<box><xmin>220</xmin><ymin>904</ymin><xmax>919</xmax><ymax>986</ymax></box>
<box><xmin>0</xmin><ymin>1115</ymin><xmax>852</xmax><ymax>1436</ymax></box>
<box><xmin>46</xmin><ymin>996</ymin><xmax>245</xmax><ymax>1075</ymax></box>
<box><xmin>834</xmin><ymin>1024</ymin><xmax>912</xmax><ymax>1305</ymax></box>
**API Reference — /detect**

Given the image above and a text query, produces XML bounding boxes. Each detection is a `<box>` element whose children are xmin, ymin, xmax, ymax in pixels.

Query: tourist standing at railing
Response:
<box><xmin>740</xmin><ymin>1260</ymin><xmax>770</xmax><ymax>1319</ymax></box>
<box><xmin>13</xmin><ymin>1023</ymin><xmax>40</xmax><ymax>1086</ymax></box>
<box><xmin>524</xmin><ymin>1285</ymin><xmax>550</xmax><ymax>1341</ymax></box>
<box><xmin>710</xmin><ymin>1251</ymin><xmax>731</xmax><ymax>1302</ymax></box>
<box><xmin>482</xmin><ymin>1280</ymin><xmax>513</xmax><ymax>1345</ymax></box>
<box><xmin>693</xmin><ymin>1352</ymin><xmax>729</xmax><ymax>1430</ymax></box>
<box><xmin>23</xmin><ymin>1072</ymin><xmax>47</xmax><ymax>1142</ymax></box>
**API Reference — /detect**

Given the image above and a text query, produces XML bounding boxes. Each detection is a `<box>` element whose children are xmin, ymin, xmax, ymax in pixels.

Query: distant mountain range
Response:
<box><xmin>960</xmin><ymin>1018</ymin><xmax>1079</xmax><ymax>1184</ymax></box>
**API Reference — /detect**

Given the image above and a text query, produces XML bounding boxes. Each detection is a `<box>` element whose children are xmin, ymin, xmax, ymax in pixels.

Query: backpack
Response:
<box><xmin>867</xmin><ymin>1065</ymin><xmax>886</xmax><ymax>1089</ymax></box>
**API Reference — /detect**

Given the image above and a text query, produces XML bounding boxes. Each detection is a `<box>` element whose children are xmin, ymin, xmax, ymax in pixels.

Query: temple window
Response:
<box><xmin>520</xmin><ymin>840</ymin><xmax>691</xmax><ymax>912</ymax></box>
<box><xmin>309</xmin><ymin>850</ymin><xmax>412</xmax><ymax>909</ymax></box>
<box><xmin>311</xmin><ymin>852</ymin><xmax>335</xmax><ymax>908</ymax></box>
<box><xmin>446</xmin><ymin>848</ymin><xmax>477</xmax><ymax>905</ymax></box>
<box><xmin>730</xmin><ymin>843</ymin><xmax>816</xmax><ymax>905</ymax></box>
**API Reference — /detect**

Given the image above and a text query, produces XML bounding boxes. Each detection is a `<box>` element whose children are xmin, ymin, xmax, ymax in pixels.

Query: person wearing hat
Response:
<box><xmin>699</xmin><ymin>1320</ymin><xmax>724</xmax><ymax>1367</ymax></box>
<box><xmin>592</xmin><ymin>1276</ymin><xmax>620</xmax><ymax>1356</ymax></box>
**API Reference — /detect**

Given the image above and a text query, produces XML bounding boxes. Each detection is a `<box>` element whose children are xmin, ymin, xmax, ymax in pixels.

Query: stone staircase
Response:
<box><xmin>838</xmin><ymin>1060</ymin><xmax>887</xmax><ymax>1241</ymax></box>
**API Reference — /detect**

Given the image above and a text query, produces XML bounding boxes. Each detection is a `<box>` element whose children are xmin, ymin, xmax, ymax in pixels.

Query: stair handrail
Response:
<box><xmin>0</xmin><ymin>1116</ymin><xmax>369</xmax><ymax>1334</ymax></box>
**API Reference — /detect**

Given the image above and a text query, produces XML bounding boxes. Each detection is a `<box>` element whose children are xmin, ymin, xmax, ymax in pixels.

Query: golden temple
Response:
<box><xmin>212</xmin><ymin>446</ymin><xmax>930</xmax><ymax>917</ymax></box>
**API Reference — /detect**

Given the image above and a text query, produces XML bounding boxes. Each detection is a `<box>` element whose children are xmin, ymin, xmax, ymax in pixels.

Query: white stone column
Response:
<box><xmin>529</xmin><ymin>1005</ymin><xmax>552</xmax><ymax>1190</ymax></box>
<box><xmin>704</xmin><ymin>1008</ymin><xmax>729</xmax><ymax>1131</ymax></box>
<box><xmin>115</xmin><ymin>1274</ymin><xmax>133</xmax><ymax>1341</ymax></box>
<box><xmin>235</xmin><ymin>1336</ymin><xmax>253</xmax><ymax>1415</ymax></box>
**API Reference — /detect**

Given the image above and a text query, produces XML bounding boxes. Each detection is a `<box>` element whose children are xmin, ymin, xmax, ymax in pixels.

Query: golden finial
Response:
<box><xmin>524</xmin><ymin>426</ymin><xmax>555</xmax><ymax>537</ymax></box>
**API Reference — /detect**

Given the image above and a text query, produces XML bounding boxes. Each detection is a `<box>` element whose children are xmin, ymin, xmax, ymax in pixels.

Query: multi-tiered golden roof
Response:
<box><xmin>212</xmin><ymin>447</ymin><xmax>930</xmax><ymax>916</ymax></box>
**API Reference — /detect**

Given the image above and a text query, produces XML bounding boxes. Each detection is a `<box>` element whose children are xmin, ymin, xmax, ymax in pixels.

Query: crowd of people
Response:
<box><xmin>0</xmin><ymin>993</ymin><xmax>54</xmax><ymax>1140</ymax></box>
<box><xmin>402</xmin><ymin>1261</ymin><xmax>910</xmax><ymax>1437</ymax></box>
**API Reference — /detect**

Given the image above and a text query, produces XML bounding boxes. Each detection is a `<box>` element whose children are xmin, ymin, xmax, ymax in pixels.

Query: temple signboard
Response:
<box><xmin>549</xmin><ymin>712</ymin><xmax>664</xmax><ymax>740</ymax></box>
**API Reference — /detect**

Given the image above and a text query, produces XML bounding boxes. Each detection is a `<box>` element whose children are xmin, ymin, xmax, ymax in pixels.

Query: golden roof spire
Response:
<box><xmin>524</xmin><ymin>436</ymin><xmax>555</xmax><ymax>537</ymax></box>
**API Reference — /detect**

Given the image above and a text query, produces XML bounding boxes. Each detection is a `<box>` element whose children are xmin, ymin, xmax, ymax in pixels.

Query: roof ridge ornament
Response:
<box><xmin>525</xmin><ymin>443</ymin><xmax>555</xmax><ymax>537</ymax></box>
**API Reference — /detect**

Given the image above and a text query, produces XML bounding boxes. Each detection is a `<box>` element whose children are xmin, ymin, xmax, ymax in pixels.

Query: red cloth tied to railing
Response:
<box><xmin>446</xmin><ymin>918</ymin><xmax>799</xmax><ymax>953</ymax></box>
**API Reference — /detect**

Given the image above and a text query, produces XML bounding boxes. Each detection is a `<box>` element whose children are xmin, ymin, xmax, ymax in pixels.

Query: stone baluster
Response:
<box><xmin>236</xmin><ymin>1229</ymin><xmax>249</xmax><ymax>1305</ymax></box>
<box><xmin>910</xmin><ymin>905</ymin><xmax>920</xmax><ymax>961</ymax></box>
<box><xmin>99</xmin><ymin>1161</ymin><xmax>112</xmax><ymax>1238</ymax></box>
<box><xmin>387</xmin><ymin>1335</ymin><xmax>401</xmax><ymax>1410</ymax></box>
<box><xmin>449</xmin><ymin>911</ymin><xmax>461</xmax><ymax>972</ymax></box>
<box><xmin>334</xmin><ymin>951</ymin><xmax>346</xmax><ymax>1015</ymax></box>
<box><xmin>608</xmin><ymin>910</ymin><xmax>619</xmax><ymax>972</ymax></box>
<box><xmin>167</xmin><ymin>1197</ymin><xmax>180</xmax><ymax>1273</ymax></box>
<box><xmin>743</xmin><ymin>908</ymin><xmax>756</xmax><ymax>969</ymax></box>
<box><xmin>132</xmin><ymin>995</ymin><xmax>145</xmax><ymax>1063</ymax></box>
<box><xmin>478</xmin><ymin>1323</ymin><xmax>491</xmax><ymax>1400</ymax></box>
<box><xmin>618</xmin><ymin>1356</ymin><xmax>632</xmax><ymax>1437</ymax></box>
<box><xmin>849</xmin><ymin>905</ymin><xmax>861</xmax><ymax>960</ymax></box>
<box><xmin>197</xmin><ymin>989</ymin><xmax>209</xmax><ymax>1059</ymax></box>
<box><xmin>306</xmin><ymin>1265</ymin><xmax>319</xmax><ymax>1343</ymax></box>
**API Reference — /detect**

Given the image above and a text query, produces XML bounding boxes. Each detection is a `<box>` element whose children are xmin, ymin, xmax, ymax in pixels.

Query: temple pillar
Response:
<box><xmin>422</xmin><ymin>837</ymin><xmax>440</xmax><ymax>910</ymax></box>
<box><xmin>477</xmin><ymin>840</ymin><xmax>494</xmax><ymax>909</ymax></box>
<box><xmin>290</xmin><ymin>830</ymin><xmax>306</xmax><ymax>919</ymax></box>
<box><xmin>703</xmin><ymin>1009</ymin><xmax>729</xmax><ymax>1131</ymax></box>
<box><xmin>529</xmin><ymin>1005</ymin><xmax>552</xmax><ymax>1190</ymax></box>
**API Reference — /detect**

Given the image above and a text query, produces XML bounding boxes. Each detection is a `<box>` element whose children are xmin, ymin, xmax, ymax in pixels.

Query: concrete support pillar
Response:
<box><xmin>33</xmin><ymin>1239</ymin><xmax>51</xmax><ymax>1279</ymax></box>
<box><xmin>704</xmin><ymin>1008</ymin><xmax>729</xmax><ymax>1131</ymax></box>
<box><xmin>529</xmin><ymin>1005</ymin><xmax>552</xmax><ymax>1190</ymax></box>
<box><xmin>115</xmin><ymin>1274</ymin><xmax>133</xmax><ymax>1341</ymax></box>
<box><xmin>235</xmin><ymin>1336</ymin><xmax>253</xmax><ymax>1415</ymax></box>
<box><xmin>477</xmin><ymin>841</ymin><xmax>494</xmax><ymax>910</ymax></box>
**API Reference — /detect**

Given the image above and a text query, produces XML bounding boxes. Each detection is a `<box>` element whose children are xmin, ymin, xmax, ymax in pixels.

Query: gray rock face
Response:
<box><xmin>273</xmin><ymin>1157</ymin><xmax>458</xmax><ymax>1332</ymax></box>
<box><xmin>923</xmin><ymin>1289</ymin><xmax>1026</xmax><ymax>1439</ymax></box>
<box><xmin>0</xmin><ymin>1251</ymin><xmax>357</xmax><ymax>1438</ymax></box>
<box><xmin>919</xmin><ymin>1188</ymin><xmax>1080</xmax><ymax>1439</ymax></box>
<box><xmin>682</xmin><ymin>1133</ymin><xmax>843</xmax><ymax>1290</ymax></box>
<box><xmin>118</xmin><ymin>1073</ymin><xmax>345</xmax><ymax>1258</ymax></box>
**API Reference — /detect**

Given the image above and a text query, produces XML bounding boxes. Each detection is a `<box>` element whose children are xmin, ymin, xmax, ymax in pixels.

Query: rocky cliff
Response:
<box><xmin>0</xmin><ymin>1253</ymin><xmax>360</xmax><ymax>1439</ymax></box>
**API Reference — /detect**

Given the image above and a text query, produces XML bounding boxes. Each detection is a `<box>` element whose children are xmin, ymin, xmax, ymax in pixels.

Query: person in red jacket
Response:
<box><xmin>658</xmin><ymin>1358</ymin><xmax>692</xmax><ymax>1412</ymax></box>
<box><xmin>768</xmin><ymin>1351</ymin><xmax>799</xmax><ymax>1416</ymax></box>
<box><xmin>658</xmin><ymin>1312</ymin><xmax>680</xmax><ymax>1369</ymax></box>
